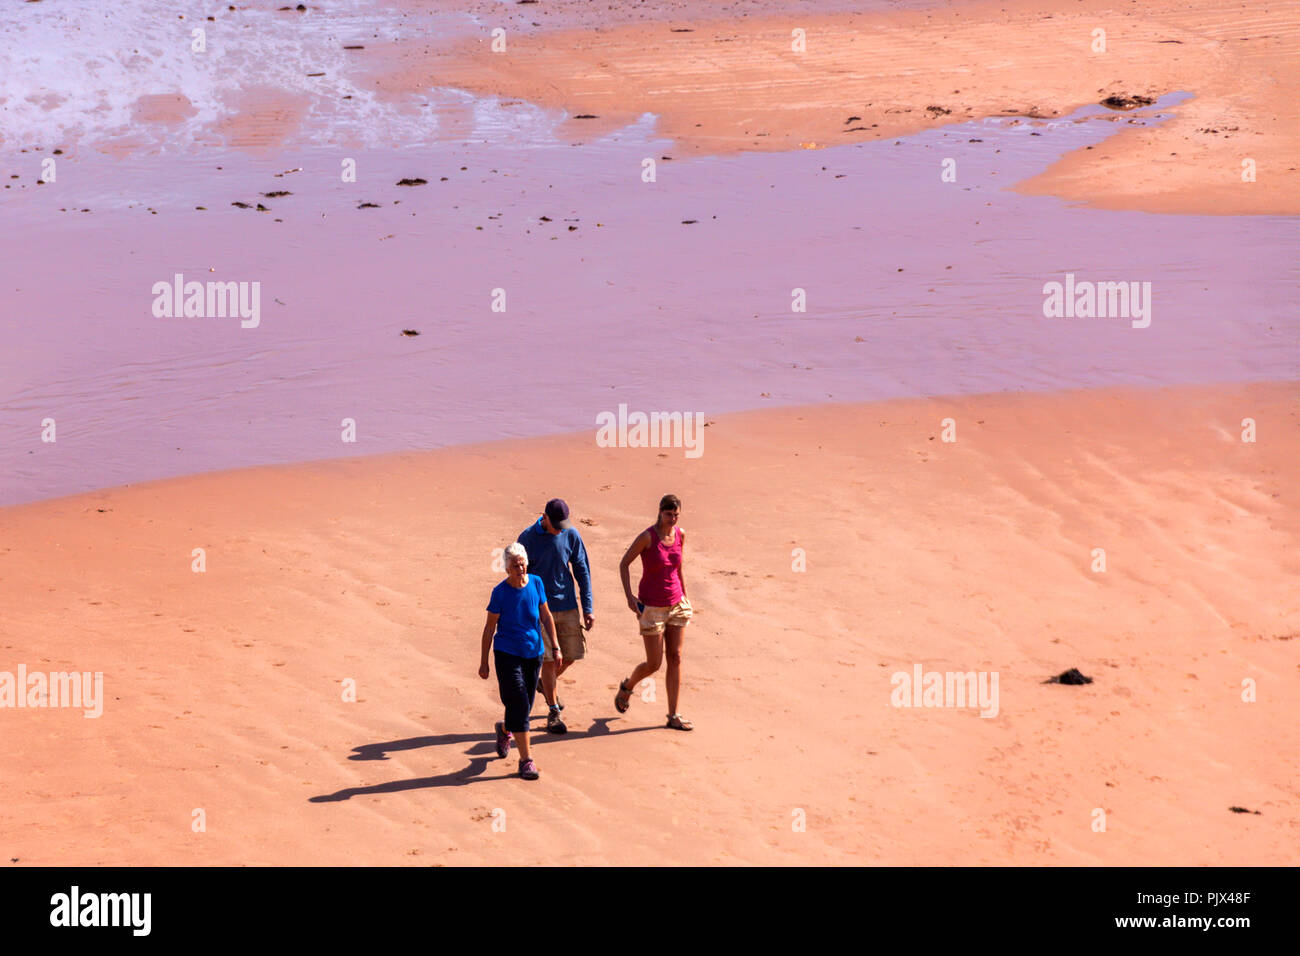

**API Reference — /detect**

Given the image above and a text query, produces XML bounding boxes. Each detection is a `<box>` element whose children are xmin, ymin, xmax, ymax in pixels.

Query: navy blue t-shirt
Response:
<box><xmin>487</xmin><ymin>575</ymin><xmax>547</xmax><ymax>658</ymax></box>
<box><xmin>517</xmin><ymin>517</ymin><xmax>593</xmax><ymax>614</ymax></box>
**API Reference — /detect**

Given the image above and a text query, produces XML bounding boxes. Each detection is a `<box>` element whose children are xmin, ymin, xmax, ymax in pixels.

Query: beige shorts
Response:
<box><xmin>638</xmin><ymin>595</ymin><xmax>693</xmax><ymax>636</ymax></box>
<box><xmin>543</xmin><ymin>608</ymin><xmax>587</xmax><ymax>662</ymax></box>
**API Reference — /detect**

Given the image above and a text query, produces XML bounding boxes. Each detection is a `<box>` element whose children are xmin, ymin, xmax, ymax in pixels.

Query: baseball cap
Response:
<box><xmin>544</xmin><ymin>498</ymin><xmax>571</xmax><ymax>529</ymax></box>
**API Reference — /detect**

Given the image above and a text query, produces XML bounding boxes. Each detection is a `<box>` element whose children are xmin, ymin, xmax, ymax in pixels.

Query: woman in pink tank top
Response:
<box><xmin>614</xmin><ymin>494</ymin><xmax>695</xmax><ymax>730</ymax></box>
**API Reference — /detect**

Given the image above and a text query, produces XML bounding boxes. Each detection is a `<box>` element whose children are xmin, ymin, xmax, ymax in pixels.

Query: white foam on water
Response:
<box><xmin>0</xmin><ymin>0</ymin><xmax>513</xmax><ymax>152</ymax></box>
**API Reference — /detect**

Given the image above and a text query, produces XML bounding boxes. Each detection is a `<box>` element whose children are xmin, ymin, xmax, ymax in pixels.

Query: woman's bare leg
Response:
<box><xmin>624</xmin><ymin>632</ymin><xmax>664</xmax><ymax>699</ymax></box>
<box><xmin>664</xmin><ymin>625</ymin><xmax>685</xmax><ymax>716</ymax></box>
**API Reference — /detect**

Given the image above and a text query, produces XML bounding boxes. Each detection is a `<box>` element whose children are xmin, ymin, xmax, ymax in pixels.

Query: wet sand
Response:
<box><xmin>374</xmin><ymin>0</ymin><xmax>1300</xmax><ymax>215</ymax></box>
<box><xmin>4</xmin><ymin>105</ymin><xmax>1296</xmax><ymax>506</ymax></box>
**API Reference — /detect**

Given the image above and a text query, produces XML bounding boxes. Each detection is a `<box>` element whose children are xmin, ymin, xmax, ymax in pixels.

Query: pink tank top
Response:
<box><xmin>638</xmin><ymin>525</ymin><xmax>684</xmax><ymax>606</ymax></box>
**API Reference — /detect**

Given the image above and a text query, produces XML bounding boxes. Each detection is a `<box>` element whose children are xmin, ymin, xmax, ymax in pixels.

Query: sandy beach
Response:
<box><xmin>1</xmin><ymin>382</ymin><xmax>1297</xmax><ymax>865</ymax></box>
<box><xmin>1</xmin><ymin>0</ymin><xmax>1296</xmax><ymax>869</ymax></box>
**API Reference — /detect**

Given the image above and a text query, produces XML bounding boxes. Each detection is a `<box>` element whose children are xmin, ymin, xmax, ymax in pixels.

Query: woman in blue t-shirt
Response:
<box><xmin>479</xmin><ymin>542</ymin><xmax>560</xmax><ymax>780</ymax></box>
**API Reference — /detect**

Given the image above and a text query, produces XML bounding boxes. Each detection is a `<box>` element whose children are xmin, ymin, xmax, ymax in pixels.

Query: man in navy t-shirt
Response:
<box><xmin>518</xmin><ymin>498</ymin><xmax>594</xmax><ymax>734</ymax></box>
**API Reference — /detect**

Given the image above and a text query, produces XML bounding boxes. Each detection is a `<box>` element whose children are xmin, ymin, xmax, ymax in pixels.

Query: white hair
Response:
<box><xmin>504</xmin><ymin>542</ymin><xmax>528</xmax><ymax>567</ymax></box>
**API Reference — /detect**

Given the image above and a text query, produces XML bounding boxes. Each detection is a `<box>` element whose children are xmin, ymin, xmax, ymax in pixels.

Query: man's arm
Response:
<box><xmin>571</xmin><ymin>533</ymin><xmax>595</xmax><ymax>624</ymax></box>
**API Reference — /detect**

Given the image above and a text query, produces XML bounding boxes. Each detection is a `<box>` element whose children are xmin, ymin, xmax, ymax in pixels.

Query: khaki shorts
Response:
<box><xmin>543</xmin><ymin>608</ymin><xmax>587</xmax><ymax>662</ymax></box>
<box><xmin>638</xmin><ymin>595</ymin><xmax>693</xmax><ymax>636</ymax></box>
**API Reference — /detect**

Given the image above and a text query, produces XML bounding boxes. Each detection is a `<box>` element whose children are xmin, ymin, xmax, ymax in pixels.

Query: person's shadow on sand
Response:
<box><xmin>310</xmin><ymin>717</ymin><xmax>658</xmax><ymax>802</ymax></box>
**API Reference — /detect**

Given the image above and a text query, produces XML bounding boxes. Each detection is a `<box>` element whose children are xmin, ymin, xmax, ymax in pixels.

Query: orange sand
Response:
<box><xmin>2</xmin><ymin>383</ymin><xmax>1296</xmax><ymax>865</ymax></box>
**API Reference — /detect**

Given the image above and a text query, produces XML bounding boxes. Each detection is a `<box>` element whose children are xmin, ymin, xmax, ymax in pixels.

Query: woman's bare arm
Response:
<box><xmin>677</xmin><ymin>529</ymin><xmax>688</xmax><ymax>598</ymax></box>
<box><xmin>538</xmin><ymin>602</ymin><xmax>560</xmax><ymax>658</ymax></box>
<box><xmin>479</xmin><ymin>611</ymin><xmax>498</xmax><ymax>677</ymax></box>
<box><xmin>619</xmin><ymin>530</ymin><xmax>651</xmax><ymax>612</ymax></box>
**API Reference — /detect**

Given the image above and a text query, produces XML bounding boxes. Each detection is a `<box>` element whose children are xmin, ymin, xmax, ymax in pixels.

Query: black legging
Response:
<box><xmin>494</xmin><ymin>649</ymin><xmax>541</xmax><ymax>734</ymax></box>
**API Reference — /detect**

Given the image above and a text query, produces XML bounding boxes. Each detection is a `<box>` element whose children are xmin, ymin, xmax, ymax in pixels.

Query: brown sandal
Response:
<box><xmin>615</xmin><ymin>679</ymin><xmax>633</xmax><ymax>714</ymax></box>
<box><xmin>666</xmin><ymin>713</ymin><xmax>694</xmax><ymax>731</ymax></box>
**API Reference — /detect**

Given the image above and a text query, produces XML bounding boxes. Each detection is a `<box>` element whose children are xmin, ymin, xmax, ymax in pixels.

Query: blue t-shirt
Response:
<box><xmin>487</xmin><ymin>575</ymin><xmax>547</xmax><ymax>659</ymax></box>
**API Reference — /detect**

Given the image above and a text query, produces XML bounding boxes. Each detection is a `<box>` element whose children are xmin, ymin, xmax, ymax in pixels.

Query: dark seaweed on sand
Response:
<box><xmin>1045</xmin><ymin>668</ymin><xmax>1093</xmax><ymax>685</ymax></box>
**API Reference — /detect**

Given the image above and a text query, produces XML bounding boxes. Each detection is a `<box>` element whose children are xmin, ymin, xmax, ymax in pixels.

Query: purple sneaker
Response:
<box><xmin>494</xmin><ymin>721</ymin><xmax>513</xmax><ymax>758</ymax></box>
<box><xmin>518</xmin><ymin>758</ymin><xmax>539</xmax><ymax>780</ymax></box>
